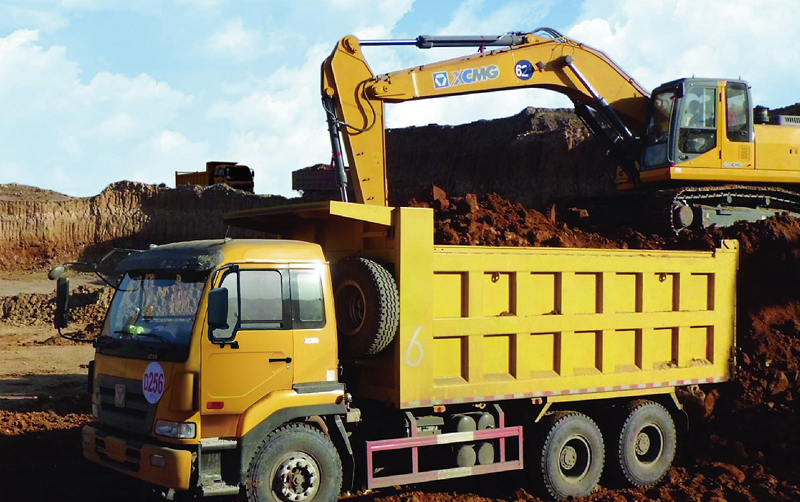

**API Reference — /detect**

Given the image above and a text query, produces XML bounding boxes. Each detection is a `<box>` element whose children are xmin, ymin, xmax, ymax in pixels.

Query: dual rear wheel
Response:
<box><xmin>532</xmin><ymin>401</ymin><xmax>676</xmax><ymax>500</ymax></box>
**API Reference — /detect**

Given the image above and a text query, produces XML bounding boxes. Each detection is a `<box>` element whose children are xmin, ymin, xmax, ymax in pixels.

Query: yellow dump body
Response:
<box><xmin>224</xmin><ymin>202</ymin><xmax>738</xmax><ymax>410</ymax></box>
<box><xmin>175</xmin><ymin>170</ymin><xmax>210</xmax><ymax>187</ymax></box>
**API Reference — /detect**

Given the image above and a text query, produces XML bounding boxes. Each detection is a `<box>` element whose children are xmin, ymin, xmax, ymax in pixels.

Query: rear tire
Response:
<box><xmin>331</xmin><ymin>257</ymin><xmax>398</xmax><ymax>358</ymax></box>
<box><xmin>246</xmin><ymin>423</ymin><xmax>342</xmax><ymax>502</ymax></box>
<box><xmin>533</xmin><ymin>411</ymin><xmax>605</xmax><ymax>501</ymax></box>
<box><xmin>608</xmin><ymin>400</ymin><xmax>676</xmax><ymax>487</ymax></box>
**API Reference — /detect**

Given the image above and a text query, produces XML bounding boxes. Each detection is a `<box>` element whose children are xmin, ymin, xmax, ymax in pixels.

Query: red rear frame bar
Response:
<box><xmin>365</xmin><ymin>425</ymin><xmax>524</xmax><ymax>489</ymax></box>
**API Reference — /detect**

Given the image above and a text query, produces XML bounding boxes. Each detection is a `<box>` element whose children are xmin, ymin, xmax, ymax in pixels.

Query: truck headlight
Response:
<box><xmin>154</xmin><ymin>420</ymin><xmax>196</xmax><ymax>439</ymax></box>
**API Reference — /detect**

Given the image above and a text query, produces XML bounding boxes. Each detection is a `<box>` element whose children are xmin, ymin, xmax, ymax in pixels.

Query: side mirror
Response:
<box><xmin>207</xmin><ymin>288</ymin><xmax>229</xmax><ymax>330</ymax></box>
<box><xmin>55</xmin><ymin>277</ymin><xmax>70</xmax><ymax>329</ymax></box>
<box><xmin>48</xmin><ymin>266</ymin><xmax>66</xmax><ymax>281</ymax></box>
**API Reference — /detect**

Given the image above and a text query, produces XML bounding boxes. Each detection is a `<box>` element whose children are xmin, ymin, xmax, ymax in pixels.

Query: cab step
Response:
<box><xmin>200</xmin><ymin>437</ymin><xmax>237</xmax><ymax>451</ymax></box>
<box><xmin>201</xmin><ymin>482</ymin><xmax>240</xmax><ymax>497</ymax></box>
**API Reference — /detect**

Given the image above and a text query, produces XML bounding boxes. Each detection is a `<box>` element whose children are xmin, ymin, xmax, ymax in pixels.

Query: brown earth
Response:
<box><xmin>4</xmin><ymin>189</ymin><xmax>800</xmax><ymax>501</ymax></box>
<box><xmin>0</xmin><ymin>181</ymin><xmax>293</xmax><ymax>271</ymax></box>
<box><xmin>2</xmin><ymin>105</ymin><xmax>800</xmax><ymax>501</ymax></box>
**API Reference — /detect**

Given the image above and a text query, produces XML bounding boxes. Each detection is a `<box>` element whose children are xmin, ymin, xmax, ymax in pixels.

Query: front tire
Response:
<box><xmin>246</xmin><ymin>423</ymin><xmax>342</xmax><ymax>502</ymax></box>
<box><xmin>534</xmin><ymin>411</ymin><xmax>605</xmax><ymax>500</ymax></box>
<box><xmin>608</xmin><ymin>400</ymin><xmax>676</xmax><ymax>487</ymax></box>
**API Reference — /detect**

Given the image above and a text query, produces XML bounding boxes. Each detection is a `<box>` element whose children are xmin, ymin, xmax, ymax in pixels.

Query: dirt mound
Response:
<box><xmin>0</xmin><ymin>183</ymin><xmax>73</xmax><ymax>202</ymax></box>
<box><xmin>387</xmin><ymin>107</ymin><xmax>617</xmax><ymax>209</ymax></box>
<box><xmin>0</xmin><ymin>285</ymin><xmax>111</xmax><ymax>332</ymax></box>
<box><xmin>0</xmin><ymin>410</ymin><xmax>91</xmax><ymax>436</ymax></box>
<box><xmin>410</xmin><ymin>188</ymin><xmax>625</xmax><ymax>249</ymax></box>
<box><xmin>668</xmin><ymin>216</ymin><xmax>800</xmax><ymax>481</ymax></box>
<box><xmin>771</xmin><ymin>102</ymin><xmax>800</xmax><ymax>117</ymax></box>
<box><xmin>0</xmin><ymin>181</ymin><xmax>295</xmax><ymax>271</ymax></box>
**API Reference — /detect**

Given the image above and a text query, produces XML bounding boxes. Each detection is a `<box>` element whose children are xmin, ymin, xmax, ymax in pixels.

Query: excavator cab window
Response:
<box><xmin>726</xmin><ymin>82</ymin><xmax>751</xmax><ymax>142</ymax></box>
<box><xmin>643</xmin><ymin>90</ymin><xmax>677</xmax><ymax>168</ymax></box>
<box><xmin>677</xmin><ymin>86</ymin><xmax>717</xmax><ymax>157</ymax></box>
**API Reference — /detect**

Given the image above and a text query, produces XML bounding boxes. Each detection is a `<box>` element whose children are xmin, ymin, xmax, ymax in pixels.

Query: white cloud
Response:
<box><xmin>208</xmin><ymin>43</ymin><xmax>333</xmax><ymax>194</ymax></box>
<box><xmin>568</xmin><ymin>0</ymin><xmax>800</xmax><ymax>107</ymax></box>
<box><xmin>3</xmin><ymin>6</ymin><xmax>69</xmax><ymax>32</ymax></box>
<box><xmin>126</xmin><ymin>131</ymin><xmax>209</xmax><ymax>185</ymax></box>
<box><xmin>205</xmin><ymin>18</ymin><xmax>272</xmax><ymax>63</ymax></box>
<box><xmin>441</xmin><ymin>0</ymin><xmax>552</xmax><ymax>35</ymax></box>
<box><xmin>0</xmin><ymin>29</ymin><xmax>197</xmax><ymax>195</ymax></box>
<box><xmin>324</xmin><ymin>0</ymin><xmax>416</xmax><ymax>39</ymax></box>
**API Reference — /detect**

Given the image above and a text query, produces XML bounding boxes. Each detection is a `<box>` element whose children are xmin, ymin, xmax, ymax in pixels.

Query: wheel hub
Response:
<box><xmin>276</xmin><ymin>455</ymin><xmax>319</xmax><ymax>502</ymax></box>
<box><xmin>559</xmin><ymin>445</ymin><xmax>578</xmax><ymax>470</ymax></box>
<box><xmin>635</xmin><ymin>431</ymin><xmax>651</xmax><ymax>455</ymax></box>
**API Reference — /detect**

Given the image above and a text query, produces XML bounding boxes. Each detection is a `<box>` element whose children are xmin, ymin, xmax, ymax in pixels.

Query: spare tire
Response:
<box><xmin>332</xmin><ymin>257</ymin><xmax>398</xmax><ymax>358</ymax></box>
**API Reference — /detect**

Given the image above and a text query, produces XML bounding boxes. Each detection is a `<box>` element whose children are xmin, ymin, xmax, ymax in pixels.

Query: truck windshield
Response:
<box><xmin>96</xmin><ymin>271</ymin><xmax>207</xmax><ymax>361</ymax></box>
<box><xmin>226</xmin><ymin>167</ymin><xmax>252</xmax><ymax>181</ymax></box>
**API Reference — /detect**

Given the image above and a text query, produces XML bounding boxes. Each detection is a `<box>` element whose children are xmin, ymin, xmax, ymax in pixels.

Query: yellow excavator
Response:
<box><xmin>317</xmin><ymin>28</ymin><xmax>800</xmax><ymax>232</ymax></box>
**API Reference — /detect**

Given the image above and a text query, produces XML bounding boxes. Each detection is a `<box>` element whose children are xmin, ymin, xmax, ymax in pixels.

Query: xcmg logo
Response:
<box><xmin>432</xmin><ymin>65</ymin><xmax>500</xmax><ymax>89</ymax></box>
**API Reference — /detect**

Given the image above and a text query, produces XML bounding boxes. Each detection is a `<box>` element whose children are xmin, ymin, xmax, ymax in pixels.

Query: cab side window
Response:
<box><xmin>240</xmin><ymin>270</ymin><xmax>287</xmax><ymax>329</ymax></box>
<box><xmin>726</xmin><ymin>83</ymin><xmax>751</xmax><ymax>142</ymax></box>
<box><xmin>290</xmin><ymin>270</ymin><xmax>326</xmax><ymax>329</ymax></box>
<box><xmin>216</xmin><ymin>269</ymin><xmax>290</xmax><ymax>336</ymax></box>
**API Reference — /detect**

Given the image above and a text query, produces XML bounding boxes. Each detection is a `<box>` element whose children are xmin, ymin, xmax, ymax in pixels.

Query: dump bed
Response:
<box><xmin>175</xmin><ymin>171</ymin><xmax>210</xmax><ymax>187</ymax></box>
<box><xmin>224</xmin><ymin>202</ymin><xmax>737</xmax><ymax>409</ymax></box>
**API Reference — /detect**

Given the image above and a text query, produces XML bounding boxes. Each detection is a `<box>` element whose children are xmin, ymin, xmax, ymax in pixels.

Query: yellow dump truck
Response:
<box><xmin>175</xmin><ymin>161</ymin><xmax>255</xmax><ymax>192</ymax></box>
<box><xmin>52</xmin><ymin>202</ymin><xmax>737</xmax><ymax>501</ymax></box>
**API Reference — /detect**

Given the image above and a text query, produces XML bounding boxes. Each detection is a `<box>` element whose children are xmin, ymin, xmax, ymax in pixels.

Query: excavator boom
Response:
<box><xmin>321</xmin><ymin>29</ymin><xmax>650</xmax><ymax>206</ymax></box>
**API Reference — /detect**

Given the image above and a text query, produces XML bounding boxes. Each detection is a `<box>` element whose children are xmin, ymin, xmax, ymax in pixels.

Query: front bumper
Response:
<box><xmin>82</xmin><ymin>425</ymin><xmax>194</xmax><ymax>490</ymax></box>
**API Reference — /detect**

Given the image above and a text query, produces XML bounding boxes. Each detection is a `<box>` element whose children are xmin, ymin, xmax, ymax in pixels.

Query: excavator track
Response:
<box><xmin>651</xmin><ymin>185</ymin><xmax>800</xmax><ymax>234</ymax></box>
<box><xmin>561</xmin><ymin>185</ymin><xmax>800</xmax><ymax>236</ymax></box>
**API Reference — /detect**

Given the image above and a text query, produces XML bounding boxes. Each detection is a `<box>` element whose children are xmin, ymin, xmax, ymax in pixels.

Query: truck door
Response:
<box><xmin>201</xmin><ymin>266</ymin><xmax>294</xmax><ymax>415</ymax></box>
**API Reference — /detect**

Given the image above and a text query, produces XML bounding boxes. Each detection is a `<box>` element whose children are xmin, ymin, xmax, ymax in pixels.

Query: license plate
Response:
<box><xmin>115</xmin><ymin>384</ymin><xmax>126</xmax><ymax>408</ymax></box>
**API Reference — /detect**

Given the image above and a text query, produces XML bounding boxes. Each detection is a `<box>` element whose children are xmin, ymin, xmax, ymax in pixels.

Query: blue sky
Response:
<box><xmin>1</xmin><ymin>0</ymin><xmax>799</xmax><ymax>197</ymax></box>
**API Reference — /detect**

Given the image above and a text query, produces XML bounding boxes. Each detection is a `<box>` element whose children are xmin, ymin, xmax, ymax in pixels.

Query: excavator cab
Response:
<box><xmin>636</xmin><ymin>78</ymin><xmax>754</xmax><ymax>184</ymax></box>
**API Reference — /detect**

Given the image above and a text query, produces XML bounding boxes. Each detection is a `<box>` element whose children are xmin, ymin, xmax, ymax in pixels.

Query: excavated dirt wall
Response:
<box><xmin>0</xmin><ymin>182</ymin><xmax>290</xmax><ymax>270</ymax></box>
<box><xmin>386</xmin><ymin>107</ymin><xmax>617</xmax><ymax>209</ymax></box>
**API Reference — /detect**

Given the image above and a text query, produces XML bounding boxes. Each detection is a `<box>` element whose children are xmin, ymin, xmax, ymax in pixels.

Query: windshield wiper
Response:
<box><xmin>113</xmin><ymin>329</ymin><xmax>176</xmax><ymax>349</ymax></box>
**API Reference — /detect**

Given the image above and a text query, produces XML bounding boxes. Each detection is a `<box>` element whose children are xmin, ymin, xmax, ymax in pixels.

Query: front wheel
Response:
<box><xmin>246</xmin><ymin>423</ymin><xmax>343</xmax><ymax>502</ymax></box>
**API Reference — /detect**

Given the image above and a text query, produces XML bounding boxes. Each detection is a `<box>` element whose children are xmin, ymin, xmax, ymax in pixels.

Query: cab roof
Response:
<box><xmin>115</xmin><ymin>239</ymin><xmax>324</xmax><ymax>274</ymax></box>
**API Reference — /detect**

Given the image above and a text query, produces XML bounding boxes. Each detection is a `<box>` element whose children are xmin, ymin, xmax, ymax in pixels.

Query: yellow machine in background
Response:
<box><xmin>175</xmin><ymin>161</ymin><xmax>255</xmax><ymax>192</ymax></box>
<box><xmin>55</xmin><ymin>200</ymin><xmax>738</xmax><ymax>501</ymax></box>
<box><xmin>319</xmin><ymin>28</ymin><xmax>800</xmax><ymax>231</ymax></box>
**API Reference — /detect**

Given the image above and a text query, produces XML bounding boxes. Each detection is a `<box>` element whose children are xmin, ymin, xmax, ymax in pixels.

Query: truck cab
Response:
<box><xmin>210</xmin><ymin>162</ymin><xmax>256</xmax><ymax>192</ymax></box>
<box><xmin>80</xmin><ymin>239</ymin><xmax>344</xmax><ymax>495</ymax></box>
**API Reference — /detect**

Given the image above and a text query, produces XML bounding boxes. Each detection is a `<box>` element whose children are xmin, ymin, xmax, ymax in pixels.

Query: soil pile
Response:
<box><xmin>673</xmin><ymin>217</ymin><xmax>800</xmax><ymax>478</ymax></box>
<box><xmin>409</xmin><ymin>187</ymin><xmax>624</xmax><ymax>249</ymax></box>
<box><xmin>0</xmin><ymin>181</ymin><xmax>292</xmax><ymax>271</ymax></box>
<box><xmin>0</xmin><ymin>410</ymin><xmax>91</xmax><ymax>436</ymax></box>
<box><xmin>0</xmin><ymin>285</ymin><xmax>111</xmax><ymax>336</ymax></box>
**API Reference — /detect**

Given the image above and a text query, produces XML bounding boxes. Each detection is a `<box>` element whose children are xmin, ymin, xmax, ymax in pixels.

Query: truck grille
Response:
<box><xmin>96</xmin><ymin>374</ymin><xmax>157</xmax><ymax>434</ymax></box>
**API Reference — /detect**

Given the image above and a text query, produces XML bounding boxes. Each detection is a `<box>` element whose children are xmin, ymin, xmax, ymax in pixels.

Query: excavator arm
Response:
<box><xmin>321</xmin><ymin>28</ymin><xmax>651</xmax><ymax>206</ymax></box>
